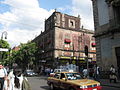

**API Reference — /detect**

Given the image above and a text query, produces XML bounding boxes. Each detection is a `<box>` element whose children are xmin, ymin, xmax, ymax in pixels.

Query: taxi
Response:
<box><xmin>47</xmin><ymin>72</ymin><xmax>102</xmax><ymax>90</ymax></box>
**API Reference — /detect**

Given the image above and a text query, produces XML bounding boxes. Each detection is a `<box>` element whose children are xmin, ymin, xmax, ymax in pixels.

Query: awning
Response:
<box><xmin>64</xmin><ymin>39</ymin><xmax>71</xmax><ymax>43</ymax></box>
<box><xmin>91</xmin><ymin>43</ymin><xmax>96</xmax><ymax>47</ymax></box>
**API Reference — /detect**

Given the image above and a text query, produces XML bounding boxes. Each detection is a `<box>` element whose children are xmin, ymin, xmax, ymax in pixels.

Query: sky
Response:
<box><xmin>0</xmin><ymin>0</ymin><xmax>94</xmax><ymax>48</ymax></box>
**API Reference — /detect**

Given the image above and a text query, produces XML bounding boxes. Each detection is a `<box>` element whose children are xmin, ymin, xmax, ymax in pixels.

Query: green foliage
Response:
<box><xmin>0</xmin><ymin>40</ymin><xmax>10</xmax><ymax>65</ymax></box>
<box><xmin>12</xmin><ymin>42</ymin><xmax>38</xmax><ymax>69</ymax></box>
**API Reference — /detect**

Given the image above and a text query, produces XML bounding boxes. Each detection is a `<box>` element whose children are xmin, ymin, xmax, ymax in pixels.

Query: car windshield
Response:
<box><xmin>66</xmin><ymin>73</ymin><xmax>83</xmax><ymax>80</ymax></box>
<box><xmin>26</xmin><ymin>70</ymin><xmax>34</xmax><ymax>73</ymax></box>
<box><xmin>28</xmin><ymin>71</ymin><xmax>34</xmax><ymax>73</ymax></box>
<box><xmin>54</xmin><ymin>69</ymin><xmax>66</xmax><ymax>73</ymax></box>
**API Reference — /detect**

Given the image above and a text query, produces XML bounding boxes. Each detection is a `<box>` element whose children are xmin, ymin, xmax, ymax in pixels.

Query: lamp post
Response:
<box><xmin>1</xmin><ymin>31</ymin><xmax>7</xmax><ymax>40</ymax></box>
<box><xmin>0</xmin><ymin>31</ymin><xmax>8</xmax><ymax>63</ymax></box>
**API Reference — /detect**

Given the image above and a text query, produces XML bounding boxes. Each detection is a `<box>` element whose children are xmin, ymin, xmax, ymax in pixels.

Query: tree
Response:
<box><xmin>12</xmin><ymin>42</ymin><xmax>38</xmax><ymax>70</ymax></box>
<box><xmin>0</xmin><ymin>40</ymin><xmax>10</xmax><ymax>65</ymax></box>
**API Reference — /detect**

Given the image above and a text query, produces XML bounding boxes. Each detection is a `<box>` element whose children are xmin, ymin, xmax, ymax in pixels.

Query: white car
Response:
<box><xmin>50</xmin><ymin>69</ymin><xmax>66</xmax><ymax>77</ymax></box>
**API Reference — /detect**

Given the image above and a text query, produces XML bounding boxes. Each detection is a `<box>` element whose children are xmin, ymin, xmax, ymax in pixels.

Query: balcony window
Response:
<box><xmin>110</xmin><ymin>6</ymin><xmax>120</xmax><ymax>28</ymax></box>
<box><xmin>69</xmin><ymin>19</ymin><xmax>75</xmax><ymax>28</ymax></box>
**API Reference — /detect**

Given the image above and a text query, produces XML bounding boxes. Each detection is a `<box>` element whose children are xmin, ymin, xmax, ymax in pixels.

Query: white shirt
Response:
<box><xmin>96</xmin><ymin>66</ymin><xmax>100</xmax><ymax>75</ymax></box>
<box><xmin>0</xmin><ymin>68</ymin><xmax>7</xmax><ymax>77</ymax></box>
<box><xmin>110</xmin><ymin>67</ymin><xmax>115</xmax><ymax>73</ymax></box>
<box><xmin>3</xmin><ymin>70</ymin><xmax>23</xmax><ymax>90</ymax></box>
<box><xmin>83</xmin><ymin>69</ymin><xmax>87</xmax><ymax>76</ymax></box>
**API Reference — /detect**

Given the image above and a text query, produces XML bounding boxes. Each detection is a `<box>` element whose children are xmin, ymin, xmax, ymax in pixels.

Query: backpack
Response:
<box><xmin>22</xmin><ymin>77</ymin><xmax>32</xmax><ymax>90</ymax></box>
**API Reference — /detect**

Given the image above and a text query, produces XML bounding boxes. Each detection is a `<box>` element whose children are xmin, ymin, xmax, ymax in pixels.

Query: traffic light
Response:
<box><xmin>84</xmin><ymin>45</ymin><xmax>88</xmax><ymax>56</ymax></box>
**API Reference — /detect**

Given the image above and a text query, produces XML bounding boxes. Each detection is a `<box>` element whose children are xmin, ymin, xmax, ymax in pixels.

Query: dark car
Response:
<box><xmin>24</xmin><ymin>70</ymin><xmax>37</xmax><ymax>76</ymax></box>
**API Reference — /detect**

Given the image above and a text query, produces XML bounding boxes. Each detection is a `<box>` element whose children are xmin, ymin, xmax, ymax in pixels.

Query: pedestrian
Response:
<box><xmin>93</xmin><ymin>64</ymin><xmax>100</xmax><ymax>81</ymax></box>
<box><xmin>79</xmin><ymin>66</ymin><xmax>84</xmax><ymax>73</ymax></box>
<box><xmin>0</xmin><ymin>64</ymin><xmax>7</xmax><ymax>90</ymax></box>
<box><xmin>82</xmin><ymin>68</ymin><xmax>88</xmax><ymax>78</ymax></box>
<box><xmin>109</xmin><ymin>65</ymin><xmax>117</xmax><ymax>83</ymax></box>
<box><xmin>3</xmin><ymin>68</ymin><xmax>24</xmax><ymax>90</ymax></box>
<box><xmin>3</xmin><ymin>67</ymin><xmax>32</xmax><ymax>90</ymax></box>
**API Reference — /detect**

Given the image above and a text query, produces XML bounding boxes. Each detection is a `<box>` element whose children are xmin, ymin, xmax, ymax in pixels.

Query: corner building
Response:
<box><xmin>33</xmin><ymin>11</ymin><xmax>96</xmax><ymax>69</ymax></box>
<box><xmin>92</xmin><ymin>0</ymin><xmax>120</xmax><ymax>76</ymax></box>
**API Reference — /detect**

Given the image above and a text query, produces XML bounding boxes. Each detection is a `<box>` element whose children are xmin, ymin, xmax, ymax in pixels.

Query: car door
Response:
<box><xmin>59</xmin><ymin>73</ymin><xmax>70</xmax><ymax>89</ymax></box>
<box><xmin>52</xmin><ymin>73</ymin><xmax>60</xmax><ymax>88</ymax></box>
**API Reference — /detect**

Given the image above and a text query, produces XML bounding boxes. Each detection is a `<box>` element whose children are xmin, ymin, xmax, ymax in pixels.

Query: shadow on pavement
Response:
<box><xmin>40</xmin><ymin>86</ymin><xmax>49</xmax><ymax>90</ymax></box>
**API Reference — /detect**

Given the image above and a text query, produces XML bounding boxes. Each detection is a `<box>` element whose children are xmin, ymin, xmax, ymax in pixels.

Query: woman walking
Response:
<box><xmin>3</xmin><ymin>69</ymin><xmax>23</xmax><ymax>90</ymax></box>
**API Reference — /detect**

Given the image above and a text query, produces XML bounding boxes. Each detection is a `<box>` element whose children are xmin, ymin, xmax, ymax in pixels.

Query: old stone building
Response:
<box><xmin>92</xmin><ymin>0</ymin><xmax>120</xmax><ymax>75</ymax></box>
<box><xmin>33</xmin><ymin>11</ymin><xmax>96</xmax><ymax>69</ymax></box>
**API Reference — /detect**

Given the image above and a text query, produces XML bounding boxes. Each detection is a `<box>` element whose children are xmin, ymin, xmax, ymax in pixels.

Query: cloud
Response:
<box><xmin>0</xmin><ymin>0</ymin><xmax>54</xmax><ymax>47</ymax></box>
<box><xmin>6</xmin><ymin>29</ymin><xmax>40</xmax><ymax>47</ymax></box>
<box><xmin>0</xmin><ymin>0</ymin><xmax>94</xmax><ymax>48</ymax></box>
<box><xmin>71</xmin><ymin>0</ymin><xmax>94</xmax><ymax>30</ymax></box>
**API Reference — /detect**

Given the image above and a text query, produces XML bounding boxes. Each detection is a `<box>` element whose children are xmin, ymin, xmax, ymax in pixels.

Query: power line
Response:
<box><xmin>0</xmin><ymin>17</ymin><xmax>43</xmax><ymax>29</ymax></box>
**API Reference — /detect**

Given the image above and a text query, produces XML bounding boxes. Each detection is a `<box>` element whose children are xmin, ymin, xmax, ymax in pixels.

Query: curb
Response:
<box><xmin>100</xmin><ymin>79</ymin><xmax>120</xmax><ymax>88</ymax></box>
<box><xmin>101</xmin><ymin>84</ymin><xmax>120</xmax><ymax>88</ymax></box>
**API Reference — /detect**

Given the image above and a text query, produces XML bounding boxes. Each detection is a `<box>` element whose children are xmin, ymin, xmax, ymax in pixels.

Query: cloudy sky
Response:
<box><xmin>0</xmin><ymin>0</ymin><xmax>94</xmax><ymax>48</ymax></box>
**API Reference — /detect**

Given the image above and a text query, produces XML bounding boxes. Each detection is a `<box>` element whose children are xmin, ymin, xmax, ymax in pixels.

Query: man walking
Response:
<box><xmin>0</xmin><ymin>64</ymin><xmax>7</xmax><ymax>90</ymax></box>
<box><xmin>94</xmin><ymin>64</ymin><xmax>100</xmax><ymax>81</ymax></box>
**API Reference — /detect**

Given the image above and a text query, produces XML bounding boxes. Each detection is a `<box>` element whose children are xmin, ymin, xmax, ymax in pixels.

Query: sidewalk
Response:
<box><xmin>100</xmin><ymin>79</ymin><xmax>120</xmax><ymax>88</ymax></box>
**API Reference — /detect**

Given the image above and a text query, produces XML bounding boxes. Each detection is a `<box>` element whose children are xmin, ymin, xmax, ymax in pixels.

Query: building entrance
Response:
<box><xmin>115</xmin><ymin>47</ymin><xmax>120</xmax><ymax>78</ymax></box>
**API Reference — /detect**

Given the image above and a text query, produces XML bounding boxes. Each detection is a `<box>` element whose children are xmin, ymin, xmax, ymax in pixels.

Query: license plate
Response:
<box><xmin>93</xmin><ymin>89</ymin><xmax>97</xmax><ymax>90</ymax></box>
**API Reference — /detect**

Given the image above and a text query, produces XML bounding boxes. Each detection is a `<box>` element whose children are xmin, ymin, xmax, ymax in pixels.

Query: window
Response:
<box><xmin>60</xmin><ymin>73</ymin><xmax>65</xmax><ymax>79</ymax></box>
<box><xmin>54</xmin><ymin>73</ymin><xmax>60</xmax><ymax>79</ymax></box>
<box><xmin>69</xmin><ymin>19</ymin><xmax>75</xmax><ymax>28</ymax></box>
<box><xmin>70</xmin><ymin>21</ymin><xmax>74</xmax><ymax>26</ymax></box>
<box><xmin>113</xmin><ymin>6</ymin><xmax>120</xmax><ymax>24</ymax></box>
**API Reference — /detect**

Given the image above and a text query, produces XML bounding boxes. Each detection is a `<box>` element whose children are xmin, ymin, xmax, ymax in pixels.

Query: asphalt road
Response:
<box><xmin>27</xmin><ymin>76</ymin><xmax>120</xmax><ymax>90</ymax></box>
<box><xmin>27</xmin><ymin>76</ymin><xmax>49</xmax><ymax>90</ymax></box>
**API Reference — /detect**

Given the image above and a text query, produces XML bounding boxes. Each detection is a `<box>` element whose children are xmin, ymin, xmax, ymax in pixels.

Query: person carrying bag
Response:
<box><xmin>22</xmin><ymin>77</ymin><xmax>32</xmax><ymax>90</ymax></box>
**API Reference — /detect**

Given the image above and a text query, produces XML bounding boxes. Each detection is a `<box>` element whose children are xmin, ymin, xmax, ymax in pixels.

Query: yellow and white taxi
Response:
<box><xmin>47</xmin><ymin>72</ymin><xmax>102</xmax><ymax>90</ymax></box>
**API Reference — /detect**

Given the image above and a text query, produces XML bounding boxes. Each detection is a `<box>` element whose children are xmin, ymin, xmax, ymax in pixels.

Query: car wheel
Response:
<box><xmin>69</xmin><ymin>87</ymin><xmax>75</xmax><ymax>90</ymax></box>
<box><xmin>49</xmin><ymin>83</ymin><xmax>55</xmax><ymax>90</ymax></box>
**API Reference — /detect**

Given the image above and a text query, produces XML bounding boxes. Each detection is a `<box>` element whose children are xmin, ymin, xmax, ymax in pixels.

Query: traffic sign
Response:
<box><xmin>0</xmin><ymin>48</ymin><xmax>9</xmax><ymax>52</ymax></box>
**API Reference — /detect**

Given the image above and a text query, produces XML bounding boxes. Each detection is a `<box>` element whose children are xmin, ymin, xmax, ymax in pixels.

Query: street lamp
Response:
<box><xmin>0</xmin><ymin>31</ymin><xmax>8</xmax><ymax>63</ymax></box>
<box><xmin>1</xmin><ymin>31</ymin><xmax>7</xmax><ymax>40</ymax></box>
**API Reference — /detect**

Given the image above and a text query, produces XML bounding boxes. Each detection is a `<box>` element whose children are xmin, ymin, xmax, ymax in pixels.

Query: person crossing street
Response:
<box><xmin>0</xmin><ymin>64</ymin><xmax>7</xmax><ymax>90</ymax></box>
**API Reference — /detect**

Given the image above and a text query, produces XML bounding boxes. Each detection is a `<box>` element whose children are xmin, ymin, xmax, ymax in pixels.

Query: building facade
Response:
<box><xmin>92</xmin><ymin>0</ymin><xmax>120</xmax><ymax>74</ymax></box>
<box><xmin>33</xmin><ymin>11</ymin><xmax>96</xmax><ymax>69</ymax></box>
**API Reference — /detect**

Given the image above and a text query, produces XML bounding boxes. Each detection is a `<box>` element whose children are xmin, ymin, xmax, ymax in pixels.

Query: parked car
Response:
<box><xmin>49</xmin><ymin>69</ymin><xmax>66</xmax><ymax>77</ymax></box>
<box><xmin>47</xmin><ymin>72</ymin><xmax>102</xmax><ymax>90</ymax></box>
<box><xmin>24</xmin><ymin>70</ymin><xmax>38</xmax><ymax>76</ymax></box>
